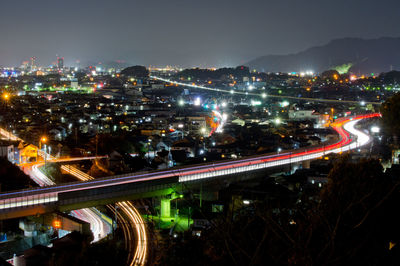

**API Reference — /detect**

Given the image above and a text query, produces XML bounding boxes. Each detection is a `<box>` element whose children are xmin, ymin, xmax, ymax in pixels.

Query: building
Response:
<box><xmin>0</xmin><ymin>141</ymin><xmax>15</xmax><ymax>163</ymax></box>
<box><xmin>57</xmin><ymin>57</ymin><xmax>64</xmax><ymax>70</ymax></box>
<box><xmin>30</xmin><ymin>56</ymin><xmax>37</xmax><ymax>70</ymax></box>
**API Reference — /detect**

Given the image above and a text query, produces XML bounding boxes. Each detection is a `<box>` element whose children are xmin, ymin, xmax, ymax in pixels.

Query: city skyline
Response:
<box><xmin>1</xmin><ymin>0</ymin><xmax>399</xmax><ymax>67</ymax></box>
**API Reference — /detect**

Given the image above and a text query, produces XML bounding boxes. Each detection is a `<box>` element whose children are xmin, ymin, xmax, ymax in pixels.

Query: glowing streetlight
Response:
<box><xmin>53</xmin><ymin>219</ymin><xmax>61</xmax><ymax>229</ymax></box>
<box><xmin>39</xmin><ymin>136</ymin><xmax>48</xmax><ymax>166</ymax></box>
<box><xmin>370</xmin><ymin>126</ymin><xmax>380</xmax><ymax>133</ymax></box>
<box><xmin>39</xmin><ymin>136</ymin><xmax>47</xmax><ymax>149</ymax></box>
<box><xmin>261</xmin><ymin>93</ymin><xmax>267</xmax><ymax>98</ymax></box>
<box><xmin>3</xmin><ymin>93</ymin><xmax>10</xmax><ymax>100</ymax></box>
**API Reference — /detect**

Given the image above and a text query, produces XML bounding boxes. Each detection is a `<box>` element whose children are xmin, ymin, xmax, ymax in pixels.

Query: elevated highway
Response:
<box><xmin>151</xmin><ymin>76</ymin><xmax>382</xmax><ymax>106</ymax></box>
<box><xmin>0</xmin><ymin>113</ymin><xmax>379</xmax><ymax>220</ymax></box>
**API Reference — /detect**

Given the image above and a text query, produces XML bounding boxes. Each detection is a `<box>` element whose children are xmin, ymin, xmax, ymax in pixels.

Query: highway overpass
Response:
<box><xmin>0</xmin><ymin>113</ymin><xmax>379</xmax><ymax>220</ymax></box>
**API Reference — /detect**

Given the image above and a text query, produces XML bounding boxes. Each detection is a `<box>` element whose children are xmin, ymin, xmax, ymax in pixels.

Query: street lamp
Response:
<box><xmin>39</xmin><ymin>136</ymin><xmax>47</xmax><ymax>166</ymax></box>
<box><xmin>201</xmin><ymin>127</ymin><xmax>206</xmax><ymax>136</ymax></box>
<box><xmin>147</xmin><ymin>139</ymin><xmax>152</xmax><ymax>163</ymax></box>
<box><xmin>2</xmin><ymin>93</ymin><xmax>9</xmax><ymax>101</ymax></box>
<box><xmin>2</xmin><ymin>93</ymin><xmax>10</xmax><ymax>112</ymax></box>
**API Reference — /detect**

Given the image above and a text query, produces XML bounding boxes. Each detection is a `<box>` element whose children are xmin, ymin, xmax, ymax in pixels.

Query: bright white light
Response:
<box><xmin>281</xmin><ymin>101</ymin><xmax>289</xmax><ymax>107</ymax></box>
<box><xmin>277</xmin><ymin>147</ymin><xmax>282</xmax><ymax>153</ymax></box>
<box><xmin>360</xmin><ymin>101</ymin><xmax>366</xmax><ymax>106</ymax></box>
<box><xmin>221</xmin><ymin>101</ymin><xmax>227</xmax><ymax>107</ymax></box>
<box><xmin>222</xmin><ymin>113</ymin><xmax>228</xmax><ymax>120</ymax></box>
<box><xmin>201</xmin><ymin>127</ymin><xmax>206</xmax><ymax>133</ymax></box>
<box><xmin>370</xmin><ymin>126</ymin><xmax>380</xmax><ymax>133</ymax></box>
<box><xmin>243</xmin><ymin>200</ymin><xmax>250</xmax><ymax>205</ymax></box>
<box><xmin>261</xmin><ymin>93</ymin><xmax>267</xmax><ymax>98</ymax></box>
<box><xmin>275</xmin><ymin>118</ymin><xmax>281</xmax><ymax>124</ymax></box>
<box><xmin>194</xmin><ymin>97</ymin><xmax>201</xmax><ymax>106</ymax></box>
<box><xmin>230</xmin><ymin>90</ymin><xmax>234</xmax><ymax>94</ymax></box>
<box><xmin>248</xmin><ymin>85</ymin><xmax>254</xmax><ymax>91</ymax></box>
<box><xmin>178</xmin><ymin>99</ymin><xmax>184</xmax><ymax>106</ymax></box>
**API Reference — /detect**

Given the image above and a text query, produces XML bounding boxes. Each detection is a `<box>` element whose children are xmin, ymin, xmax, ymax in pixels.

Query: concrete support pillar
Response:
<box><xmin>160</xmin><ymin>197</ymin><xmax>171</xmax><ymax>218</ymax></box>
<box><xmin>302</xmin><ymin>160</ymin><xmax>310</xmax><ymax>169</ymax></box>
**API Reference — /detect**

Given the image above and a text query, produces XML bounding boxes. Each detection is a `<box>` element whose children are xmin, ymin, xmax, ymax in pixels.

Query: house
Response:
<box><xmin>0</xmin><ymin>141</ymin><xmax>15</xmax><ymax>163</ymax></box>
<box><xmin>18</xmin><ymin>142</ymin><xmax>37</xmax><ymax>163</ymax></box>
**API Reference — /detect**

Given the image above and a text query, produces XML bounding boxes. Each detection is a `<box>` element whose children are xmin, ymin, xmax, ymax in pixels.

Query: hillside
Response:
<box><xmin>246</xmin><ymin>37</ymin><xmax>400</xmax><ymax>74</ymax></box>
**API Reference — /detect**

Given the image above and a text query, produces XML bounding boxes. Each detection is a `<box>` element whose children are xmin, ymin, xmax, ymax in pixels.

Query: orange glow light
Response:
<box><xmin>53</xmin><ymin>219</ymin><xmax>61</xmax><ymax>229</ymax></box>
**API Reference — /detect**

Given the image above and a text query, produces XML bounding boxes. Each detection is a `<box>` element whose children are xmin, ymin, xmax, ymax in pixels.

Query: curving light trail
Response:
<box><xmin>61</xmin><ymin>162</ymin><xmax>147</xmax><ymax>265</ymax></box>
<box><xmin>151</xmin><ymin>76</ymin><xmax>382</xmax><ymax>105</ymax></box>
<box><xmin>0</xmin><ymin>129</ymin><xmax>112</xmax><ymax>243</ymax></box>
<box><xmin>0</xmin><ymin>114</ymin><xmax>380</xmax><ymax>203</ymax></box>
<box><xmin>0</xmin><ymin>113</ymin><xmax>379</xmax><ymax>265</ymax></box>
<box><xmin>26</xmin><ymin>161</ymin><xmax>111</xmax><ymax>242</ymax></box>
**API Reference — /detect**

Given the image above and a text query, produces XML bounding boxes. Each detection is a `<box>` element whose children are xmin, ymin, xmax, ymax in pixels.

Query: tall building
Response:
<box><xmin>30</xmin><ymin>56</ymin><xmax>37</xmax><ymax>70</ymax></box>
<box><xmin>57</xmin><ymin>57</ymin><xmax>64</xmax><ymax>70</ymax></box>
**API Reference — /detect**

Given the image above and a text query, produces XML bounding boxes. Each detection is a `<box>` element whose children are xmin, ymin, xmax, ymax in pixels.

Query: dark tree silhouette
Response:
<box><xmin>381</xmin><ymin>93</ymin><xmax>400</xmax><ymax>142</ymax></box>
<box><xmin>120</xmin><ymin>65</ymin><xmax>149</xmax><ymax>78</ymax></box>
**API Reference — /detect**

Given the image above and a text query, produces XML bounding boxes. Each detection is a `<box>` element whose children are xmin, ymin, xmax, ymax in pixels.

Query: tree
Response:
<box><xmin>380</xmin><ymin>93</ymin><xmax>400</xmax><ymax>142</ymax></box>
<box><xmin>157</xmin><ymin>158</ymin><xmax>400</xmax><ymax>265</ymax></box>
<box><xmin>0</xmin><ymin>157</ymin><xmax>37</xmax><ymax>191</ymax></box>
<box><xmin>120</xmin><ymin>65</ymin><xmax>149</xmax><ymax>78</ymax></box>
<box><xmin>294</xmin><ymin>158</ymin><xmax>400</xmax><ymax>265</ymax></box>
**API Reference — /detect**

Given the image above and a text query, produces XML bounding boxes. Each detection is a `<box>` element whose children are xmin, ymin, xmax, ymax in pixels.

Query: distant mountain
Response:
<box><xmin>246</xmin><ymin>37</ymin><xmax>400</xmax><ymax>74</ymax></box>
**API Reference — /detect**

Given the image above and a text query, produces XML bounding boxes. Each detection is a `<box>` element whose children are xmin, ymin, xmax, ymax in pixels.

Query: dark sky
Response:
<box><xmin>1</xmin><ymin>0</ymin><xmax>399</xmax><ymax>67</ymax></box>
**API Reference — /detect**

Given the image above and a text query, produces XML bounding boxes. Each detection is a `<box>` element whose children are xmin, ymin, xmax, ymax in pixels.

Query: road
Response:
<box><xmin>151</xmin><ymin>76</ymin><xmax>382</xmax><ymax>106</ymax></box>
<box><xmin>0</xmin><ymin>128</ymin><xmax>111</xmax><ymax>242</ymax></box>
<box><xmin>23</xmin><ymin>161</ymin><xmax>111</xmax><ymax>242</ymax></box>
<box><xmin>0</xmin><ymin>113</ymin><xmax>379</xmax><ymax>265</ymax></box>
<box><xmin>0</xmin><ymin>113</ymin><xmax>380</xmax><ymax>207</ymax></box>
<box><xmin>61</xmin><ymin>162</ymin><xmax>147</xmax><ymax>266</ymax></box>
<box><xmin>0</xmin><ymin>127</ymin><xmax>147</xmax><ymax>265</ymax></box>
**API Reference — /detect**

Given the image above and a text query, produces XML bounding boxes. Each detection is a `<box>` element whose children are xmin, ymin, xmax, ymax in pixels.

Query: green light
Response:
<box><xmin>333</xmin><ymin>63</ymin><xmax>353</xmax><ymax>74</ymax></box>
<box><xmin>161</xmin><ymin>198</ymin><xmax>171</xmax><ymax>218</ymax></box>
<box><xmin>278</xmin><ymin>90</ymin><xmax>282</xmax><ymax>94</ymax></box>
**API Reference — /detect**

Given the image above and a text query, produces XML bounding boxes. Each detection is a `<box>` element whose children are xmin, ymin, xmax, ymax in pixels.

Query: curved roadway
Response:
<box><xmin>0</xmin><ymin>113</ymin><xmax>379</xmax><ymax>206</ymax></box>
<box><xmin>151</xmin><ymin>76</ymin><xmax>382</xmax><ymax>106</ymax></box>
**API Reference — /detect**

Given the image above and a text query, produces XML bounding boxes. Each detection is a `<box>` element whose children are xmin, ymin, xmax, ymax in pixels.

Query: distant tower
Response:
<box><xmin>57</xmin><ymin>57</ymin><xmax>64</xmax><ymax>70</ymax></box>
<box><xmin>30</xmin><ymin>56</ymin><xmax>37</xmax><ymax>70</ymax></box>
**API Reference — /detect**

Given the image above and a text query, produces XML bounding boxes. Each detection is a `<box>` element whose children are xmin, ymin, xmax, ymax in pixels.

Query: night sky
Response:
<box><xmin>0</xmin><ymin>0</ymin><xmax>399</xmax><ymax>67</ymax></box>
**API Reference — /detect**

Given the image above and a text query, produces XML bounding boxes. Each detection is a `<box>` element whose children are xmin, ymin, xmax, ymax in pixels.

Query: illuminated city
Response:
<box><xmin>1</xmin><ymin>1</ymin><xmax>400</xmax><ymax>265</ymax></box>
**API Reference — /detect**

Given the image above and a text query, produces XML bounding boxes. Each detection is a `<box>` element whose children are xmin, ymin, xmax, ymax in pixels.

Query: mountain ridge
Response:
<box><xmin>246</xmin><ymin>37</ymin><xmax>400</xmax><ymax>74</ymax></box>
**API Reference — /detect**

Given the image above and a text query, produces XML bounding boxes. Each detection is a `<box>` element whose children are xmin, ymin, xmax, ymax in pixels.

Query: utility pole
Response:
<box><xmin>199</xmin><ymin>183</ymin><xmax>203</xmax><ymax>208</ymax></box>
<box><xmin>95</xmin><ymin>134</ymin><xmax>98</xmax><ymax>157</ymax></box>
